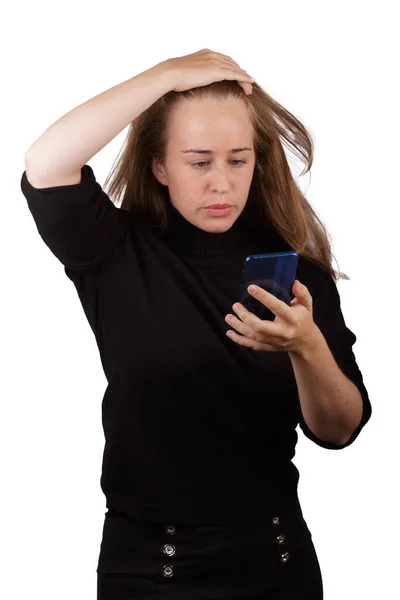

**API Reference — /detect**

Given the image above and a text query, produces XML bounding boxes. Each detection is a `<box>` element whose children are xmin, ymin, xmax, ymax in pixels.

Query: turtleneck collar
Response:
<box><xmin>163</xmin><ymin>203</ymin><xmax>252</xmax><ymax>257</ymax></box>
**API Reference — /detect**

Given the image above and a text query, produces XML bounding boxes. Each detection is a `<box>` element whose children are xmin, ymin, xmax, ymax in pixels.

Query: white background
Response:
<box><xmin>2</xmin><ymin>1</ymin><xmax>398</xmax><ymax>598</ymax></box>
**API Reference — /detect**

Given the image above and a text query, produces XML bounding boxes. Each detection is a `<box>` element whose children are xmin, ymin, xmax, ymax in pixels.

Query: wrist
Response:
<box><xmin>153</xmin><ymin>60</ymin><xmax>178</xmax><ymax>93</ymax></box>
<box><xmin>290</xmin><ymin>324</ymin><xmax>325</xmax><ymax>361</ymax></box>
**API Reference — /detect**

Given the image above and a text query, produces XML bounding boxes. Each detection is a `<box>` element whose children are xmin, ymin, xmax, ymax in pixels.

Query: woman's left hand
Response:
<box><xmin>224</xmin><ymin>280</ymin><xmax>319</xmax><ymax>353</ymax></box>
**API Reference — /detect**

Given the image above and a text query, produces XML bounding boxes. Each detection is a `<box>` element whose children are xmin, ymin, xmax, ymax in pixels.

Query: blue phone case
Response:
<box><xmin>240</xmin><ymin>251</ymin><xmax>299</xmax><ymax>320</ymax></box>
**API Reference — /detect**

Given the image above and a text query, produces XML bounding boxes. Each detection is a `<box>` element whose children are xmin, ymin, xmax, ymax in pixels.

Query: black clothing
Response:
<box><xmin>96</xmin><ymin>500</ymin><xmax>324</xmax><ymax>599</ymax></box>
<box><xmin>21</xmin><ymin>164</ymin><xmax>372</xmax><ymax>526</ymax></box>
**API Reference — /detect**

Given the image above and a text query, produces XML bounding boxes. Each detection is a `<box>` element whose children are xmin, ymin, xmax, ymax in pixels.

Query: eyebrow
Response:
<box><xmin>181</xmin><ymin>147</ymin><xmax>253</xmax><ymax>154</ymax></box>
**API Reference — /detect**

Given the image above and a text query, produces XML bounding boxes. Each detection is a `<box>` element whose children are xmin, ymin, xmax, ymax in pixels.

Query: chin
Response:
<box><xmin>202</xmin><ymin>215</ymin><xmax>237</xmax><ymax>232</ymax></box>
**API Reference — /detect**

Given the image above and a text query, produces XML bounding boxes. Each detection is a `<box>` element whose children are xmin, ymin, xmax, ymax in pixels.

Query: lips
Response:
<box><xmin>206</xmin><ymin>204</ymin><xmax>232</xmax><ymax>209</ymax></box>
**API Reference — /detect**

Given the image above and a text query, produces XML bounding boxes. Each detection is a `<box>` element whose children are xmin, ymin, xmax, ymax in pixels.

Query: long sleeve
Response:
<box><xmin>298</xmin><ymin>266</ymin><xmax>372</xmax><ymax>449</ymax></box>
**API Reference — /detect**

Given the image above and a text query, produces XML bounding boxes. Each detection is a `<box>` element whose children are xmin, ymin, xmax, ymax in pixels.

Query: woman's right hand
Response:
<box><xmin>160</xmin><ymin>48</ymin><xmax>255</xmax><ymax>95</ymax></box>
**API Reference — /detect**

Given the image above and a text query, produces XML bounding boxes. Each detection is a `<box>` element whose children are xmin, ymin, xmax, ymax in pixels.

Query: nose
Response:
<box><xmin>210</xmin><ymin>164</ymin><xmax>231</xmax><ymax>192</ymax></box>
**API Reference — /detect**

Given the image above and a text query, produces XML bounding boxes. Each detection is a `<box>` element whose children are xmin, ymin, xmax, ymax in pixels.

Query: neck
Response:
<box><xmin>164</xmin><ymin>203</ymin><xmax>249</xmax><ymax>257</ymax></box>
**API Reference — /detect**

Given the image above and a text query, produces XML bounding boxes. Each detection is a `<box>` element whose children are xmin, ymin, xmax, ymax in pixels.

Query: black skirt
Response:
<box><xmin>96</xmin><ymin>499</ymin><xmax>323</xmax><ymax>599</ymax></box>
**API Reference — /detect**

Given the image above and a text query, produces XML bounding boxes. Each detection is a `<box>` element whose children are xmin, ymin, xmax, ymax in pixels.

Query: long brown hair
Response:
<box><xmin>103</xmin><ymin>79</ymin><xmax>348</xmax><ymax>281</ymax></box>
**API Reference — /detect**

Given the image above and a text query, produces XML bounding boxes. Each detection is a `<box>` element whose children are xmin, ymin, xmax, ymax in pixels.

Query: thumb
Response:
<box><xmin>292</xmin><ymin>280</ymin><xmax>312</xmax><ymax>308</ymax></box>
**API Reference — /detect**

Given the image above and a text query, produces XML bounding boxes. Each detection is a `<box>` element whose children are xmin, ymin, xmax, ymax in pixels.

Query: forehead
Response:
<box><xmin>168</xmin><ymin>97</ymin><xmax>253</xmax><ymax>147</ymax></box>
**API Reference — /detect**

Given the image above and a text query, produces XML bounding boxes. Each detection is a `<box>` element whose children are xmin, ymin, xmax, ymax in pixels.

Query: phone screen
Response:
<box><xmin>240</xmin><ymin>251</ymin><xmax>299</xmax><ymax>320</ymax></box>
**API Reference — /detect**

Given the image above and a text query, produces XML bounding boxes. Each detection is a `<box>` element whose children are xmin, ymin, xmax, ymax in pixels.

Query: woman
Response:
<box><xmin>21</xmin><ymin>48</ymin><xmax>372</xmax><ymax>599</ymax></box>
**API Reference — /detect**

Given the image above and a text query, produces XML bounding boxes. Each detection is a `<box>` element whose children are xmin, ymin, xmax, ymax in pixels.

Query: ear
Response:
<box><xmin>151</xmin><ymin>158</ymin><xmax>168</xmax><ymax>186</ymax></box>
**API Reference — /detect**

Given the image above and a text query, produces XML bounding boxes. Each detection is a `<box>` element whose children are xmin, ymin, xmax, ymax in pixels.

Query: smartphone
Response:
<box><xmin>240</xmin><ymin>251</ymin><xmax>299</xmax><ymax>320</ymax></box>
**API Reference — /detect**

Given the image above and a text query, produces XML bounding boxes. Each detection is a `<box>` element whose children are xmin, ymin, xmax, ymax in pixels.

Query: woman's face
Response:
<box><xmin>152</xmin><ymin>96</ymin><xmax>256</xmax><ymax>233</ymax></box>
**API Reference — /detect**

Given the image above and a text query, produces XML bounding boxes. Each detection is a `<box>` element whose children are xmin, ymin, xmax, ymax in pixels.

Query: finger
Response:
<box><xmin>247</xmin><ymin>286</ymin><xmax>294</xmax><ymax>322</ymax></box>
<box><xmin>231</xmin><ymin>303</ymin><xmax>276</xmax><ymax>336</ymax></box>
<box><xmin>243</xmin><ymin>82</ymin><xmax>253</xmax><ymax>94</ymax></box>
<box><xmin>228</xmin><ymin>307</ymin><xmax>279</xmax><ymax>344</ymax></box>
<box><xmin>225</xmin><ymin>68</ymin><xmax>254</xmax><ymax>84</ymax></box>
<box><xmin>216</xmin><ymin>55</ymin><xmax>254</xmax><ymax>82</ymax></box>
<box><xmin>221</xmin><ymin>54</ymin><xmax>251</xmax><ymax>77</ymax></box>
<box><xmin>225</xmin><ymin>313</ymin><xmax>260</xmax><ymax>341</ymax></box>
<box><xmin>216</xmin><ymin>52</ymin><xmax>244</xmax><ymax>69</ymax></box>
<box><xmin>226</xmin><ymin>329</ymin><xmax>275</xmax><ymax>352</ymax></box>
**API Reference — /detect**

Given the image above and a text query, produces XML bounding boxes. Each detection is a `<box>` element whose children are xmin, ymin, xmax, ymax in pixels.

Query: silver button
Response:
<box><xmin>163</xmin><ymin>543</ymin><xmax>176</xmax><ymax>556</ymax></box>
<box><xmin>163</xmin><ymin>565</ymin><xmax>174</xmax><ymax>577</ymax></box>
<box><xmin>165</xmin><ymin>524</ymin><xmax>176</xmax><ymax>535</ymax></box>
<box><xmin>272</xmin><ymin>516</ymin><xmax>280</xmax><ymax>526</ymax></box>
<box><xmin>276</xmin><ymin>534</ymin><xmax>285</xmax><ymax>546</ymax></box>
<box><xmin>280</xmin><ymin>552</ymin><xmax>290</xmax><ymax>563</ymax></box>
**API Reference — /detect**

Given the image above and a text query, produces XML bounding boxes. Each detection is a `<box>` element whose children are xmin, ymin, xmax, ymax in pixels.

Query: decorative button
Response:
<box><xmin>163</xmin><ymin>565</ymin><xmax>174</xmax><ymax>577</ymax></box>
<box><xmin>280</xmin><ymin>552</ymin><xmax>291</xmax><ymax>564</ymax></box>
<box><xmin>165</xmin><ymin>524</ymin><xmax>176</xmax><ymax>535</ymax></box>
<box><xmin>163</xmin><ymin>544</ymin><xmax>176</xmax><ymax>556</ymax></box>
<box><xmin>272</xmin><ymin>516</ymin><xmax>280</xmax><ymax>526</ymax></box>
<box><xmin>276</xmin><ymin>534</ymin><xmax>285</xmax><ymax>546</ymax></box>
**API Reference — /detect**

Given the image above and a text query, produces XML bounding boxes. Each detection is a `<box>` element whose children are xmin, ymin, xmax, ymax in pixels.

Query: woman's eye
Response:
<box><xmin>193</xmin><ymin>160</ymin><xmax>247</xmax><ymax>169</ymax></box>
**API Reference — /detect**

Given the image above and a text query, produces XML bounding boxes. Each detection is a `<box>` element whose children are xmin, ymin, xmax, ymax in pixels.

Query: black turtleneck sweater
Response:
<box><xmin>21</xmin><ymin>164</ymin><xmax>372</xmax><ymax>525</ymax></box>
